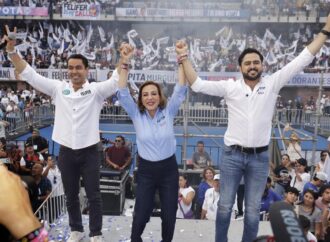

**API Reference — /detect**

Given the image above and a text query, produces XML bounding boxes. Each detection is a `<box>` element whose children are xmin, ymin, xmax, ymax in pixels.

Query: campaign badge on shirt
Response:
<box><xmin>157</xmin><ymin>114</ymin><xmax>166</xmax><ymax>126</ymax></box>
<box><xmin>62</xmin><ymin>89</ymin><xmax>70</xmax><ymax>95</ymax></box>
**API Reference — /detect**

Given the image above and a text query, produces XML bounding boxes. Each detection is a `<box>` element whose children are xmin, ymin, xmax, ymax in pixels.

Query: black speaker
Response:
<box><xmin>99</xmin><ymin>168</ymin><xmax>129</xmax><ymax>215</ymax></box>
<box><xmin>101</xmin><ymin>189</ymin><xmax>124</xmax><ymax>215</ymax></box>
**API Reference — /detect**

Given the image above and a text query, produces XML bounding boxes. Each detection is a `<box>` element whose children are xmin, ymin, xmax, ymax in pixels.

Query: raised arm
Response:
<box><xmin>307</xmin><ymin>14</ymin><xmax>330</xmax><ymax>55</ymax></box>
<box><xmin>176</xmin><ymin>40</ymin><xmax>198</xmax><ymax>85</ymax></box>
<box><xmin>118</xmin><ymin>43</ymin><xmax>135</xmax><ymax>89</ymax></box>
<box><xmin>178</xmin><ymin>62</ymin><xmax>186</xmax><ymax>86</ymax></box>
<box><xmin>4</xmin><ymin>25</ymin><xmax>27</xmax><ymax>74</ymax></box>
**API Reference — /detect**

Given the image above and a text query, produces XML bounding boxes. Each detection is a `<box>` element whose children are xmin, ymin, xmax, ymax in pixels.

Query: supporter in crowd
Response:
<box><xmin>175</xmin><ymin>14</ymin><xmax>330</xmax><ymax>242</ymax></box>
<box><xmin>284</xmin><ymin>186</ymin><xmax>300</xmax><ymax>206</ymax></box>
<box><xmin>31</xmin><ymin>163</ymin><xmax>52</xmax><ymax>212</ymax></box>
<box><xmin>196</xmin><ymin>167</ymin><xmax>215</xmax><ymax>219</ymax></box>
<box><xmin>302</xmin><ymin>171</ymin><xmax>328</xmax><ymax>195</ymax></box>
<box><xmin>192</xmin><ymin>140</ymin><xmax>212</xmax><ymax>169</ymax></box>
<box><xmin>260</xmin><ymin>177</ymin><xmax>281</xmax><ymax>219</ymax></box>
<box><xmin>4</xmin><ymin>25</ymin><xmax>132</xmax><ymax>242</ymax></box>
<box><xmin>290</xmin><ymin>158</ymin><xmax>311</xmax><ymax>196</ymax></box>
<box><xmin>315</xmin><ymin>184</ymin><xmax>330</xmax><ymax>242</ymax></box>
<box><xmin>19</xmin><ymin>142</ymin><xmax>44</xmax><ymax>176</ymax></box>
<box><xmin>315</xmin><ymin>150</ymin><xmax>329</xmax><ymax>173</ymax></box>
<box><xmin>117</xmin><ymin>43</ymin><xmax>187</xmax><ymax>242</ymax></box>
<box><xmin>284</xmin><ymin>129</ymin><xmax>303</xmax><ymax>163</ymax></box>
<box><xmin>6</xmin><ymin>100</ymin><xmax>19</xmax><ymax>133</ymax></box>
<box><xmin>297</xmin><ymin>189</ymin><xmax>322</xmax><ymax>239</ymax></box>
<box><xmin>105</xmin><ymin>135</ymin><xmax>131</xmax><ymax>171</ymax></box>
<box><xmin>176</xmin><ymin>174</ymin><xmax>195</xmax><ymax>219</ymax></box>
<box><xmin>201</xmin><ymin>173</ymin><xmax>220</xmax><ymax>221</ymax></box>
<box><xmin>6</xmin><ymin>142</ymin><xmax>22</xmax><ymax>173</ymax></box>
<box><xmin>42</xmin><ymin>155</ymin><xmax>64</xmax><ymax>223</ymax></box>
<box><xmin>298</xmin><ymin>215</ymin><xmax>318</xmax><ymax>242</ymax></box>
<box><xmin>272</xmin><ymin>154</ymin><xmax>292</xmax><ymax>198</ymax></box>
<box><xmin>26</xmin><ymin>128</ymin><xmax>49</xmax><ymax>159</ymax></box>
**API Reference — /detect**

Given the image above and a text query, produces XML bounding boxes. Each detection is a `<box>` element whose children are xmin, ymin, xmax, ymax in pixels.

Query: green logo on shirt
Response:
<box><xmin>62</xmin><ymin>89</ymin><xmax>70</xmax><ymax>95</ymax></box>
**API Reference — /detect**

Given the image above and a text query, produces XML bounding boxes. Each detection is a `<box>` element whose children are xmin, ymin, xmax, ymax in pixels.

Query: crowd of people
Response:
<box><xmin>2</xmin><ymin>0</ymin><xmax>330</xmax><ymax>21</ymax></box>
<box><xmin>0</xmin><ymin>19</ymin><xmax>330</xmax><ymax>74</ymax></box>
<box><xmin>177</xmin><ymin>148</ymin><xmax>330</xmax><ymax>242</ymax></box>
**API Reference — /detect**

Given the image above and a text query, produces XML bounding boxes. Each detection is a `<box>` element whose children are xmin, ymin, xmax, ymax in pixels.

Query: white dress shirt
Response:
<box><xmin>191</xmin><ymin>48</ymin><xmax>314</xmax><ymax>147</ymax></box>
<box><xmin>20</xmin><ymin>65</ymin><xmax>119</xmax><ymax>149</ymax></box>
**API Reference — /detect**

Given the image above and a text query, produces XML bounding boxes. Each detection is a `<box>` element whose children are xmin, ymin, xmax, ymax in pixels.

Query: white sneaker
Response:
<box><xmin>67</xmin><ymin>231</ymin><xmax>84</xmax><ymax>242</ymax></box>
<box><xmin>90</xmin><ymin>235</ymin><xmax>103</xmax><ymax>242</ymax></box>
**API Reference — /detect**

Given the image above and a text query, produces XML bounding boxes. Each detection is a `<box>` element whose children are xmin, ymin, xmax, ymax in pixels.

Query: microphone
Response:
<box><xmin>268</xmin><ymin>201</ymin><xmax>308</xmax><ymax>242</ymax></box>
<box><xmin>246</xmin><ymin>94</ymin><xmax>249</xmax><ymax>97</ymax></box>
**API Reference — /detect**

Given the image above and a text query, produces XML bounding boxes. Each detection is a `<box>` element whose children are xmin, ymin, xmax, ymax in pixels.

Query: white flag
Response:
<box><xmin>265</xmin><ymin>51</ymin><xmax>277</xmax><ymax>65</ymax></box>
<box><xmin>156</xmin><ymin>36</ymin><xmax>169</xmax><ymax>45</ymax></box>
<box><xmin>98</xmin><ymin>26</ymin><xmax>106</xmax><ymax>42</ymax></box>
<box><xmin>57</xmin><ymin>39</ymin><xmax>65</xmax><ymax>55</ymax></box>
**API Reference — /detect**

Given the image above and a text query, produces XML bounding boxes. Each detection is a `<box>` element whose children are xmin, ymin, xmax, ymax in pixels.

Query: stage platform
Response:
<box><xmin>48</xmin><ymin>214</ymin><xmax>273</xmax><ymax>242</ymax></box>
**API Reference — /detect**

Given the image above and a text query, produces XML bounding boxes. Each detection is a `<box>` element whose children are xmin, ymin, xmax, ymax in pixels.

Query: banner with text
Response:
<box><xmin>62</xmin><ymin>3</ymin><xmax>101</xmax><ymax>19</ymax></box>
<box><xmin>0</xmin><ymin>6</ymin><xmax>48</xmax><ymax>16</ymax></box>
<box><xmin>116</xmin><ymin>8</ymin><xmax>247</xmax><ymax>18</ymax></box>
<box><xmin>0</xmin><ymin>68</ymin><xmax>330</xmax><ymax>87</ymax></box>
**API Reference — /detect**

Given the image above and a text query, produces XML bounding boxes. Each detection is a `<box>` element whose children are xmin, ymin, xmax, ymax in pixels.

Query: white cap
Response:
<box><xmin>315</xmin><ymin>171</ymin><xmax>328</xmax><ymax>182</ymax></box>
<box><xmin>214</xmin><ymin>174</ymin><xmax>220</xmax><ymax>180</ymax></box>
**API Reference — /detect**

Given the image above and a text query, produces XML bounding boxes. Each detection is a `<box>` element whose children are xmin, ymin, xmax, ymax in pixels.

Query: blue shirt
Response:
<box><xmin>197</xmin><ymin>181</ymin><xmax>212</xmax><ymax>205</ymax></box>
<box><xmin>260</xmin><ymin>189</ymin><xmax>282</xmax><ymax>213</ymax></box>
<box><xmin>118</xmin><ymin>84</ymin><xmax>187</xmax><ymax>161</ymax></box>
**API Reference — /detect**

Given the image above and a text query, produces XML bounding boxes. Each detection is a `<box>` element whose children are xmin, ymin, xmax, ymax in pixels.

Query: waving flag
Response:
<box><xmin>98</xmin><ymin>26</ymin><xmax>106</xmax><ymax>42</ymax></box>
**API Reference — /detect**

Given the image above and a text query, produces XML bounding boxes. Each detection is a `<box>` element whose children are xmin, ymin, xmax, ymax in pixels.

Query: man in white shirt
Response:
<box><xmin>201</xmin><ymin>174</ymin><xmax>220</xmax><ymax>220</ymax></box>
<box><xmin>4</xmin><ymin>25</ymin><xmax>133</xmax><ymax>242</ymax></box>
<box><xmin>176</xmin><ymin>14</ymin><xmax>330</xmax><ymax>242</ymax></box>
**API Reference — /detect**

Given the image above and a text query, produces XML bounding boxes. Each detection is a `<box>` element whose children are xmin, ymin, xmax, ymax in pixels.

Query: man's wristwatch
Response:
<box><xmin>321</xmin><ymin>29</ymin><xmax>330</xmax><ymax>37</ymax></box>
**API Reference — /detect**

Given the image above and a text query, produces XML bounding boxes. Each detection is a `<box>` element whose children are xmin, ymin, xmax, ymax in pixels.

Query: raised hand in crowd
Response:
<box><xmin>4</xmin><ymin>25</ymin><xmax>27</xmax><ymax>74</ymax></box>
<box><xmin>119</xmin><ymin>42</ymin><xmax>135</xmax><ymax>64</ymax></box>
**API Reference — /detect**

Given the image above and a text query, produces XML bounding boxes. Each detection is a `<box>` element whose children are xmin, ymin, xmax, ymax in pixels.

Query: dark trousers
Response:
<box><xmin>131</xmin><ymin>154</ymin><xmax>179</xmax><ymax>242</ymax></box>
<box><xmin>58</xmin><ymin>144</ymin><xmax>102</xmax><ymax>237</ymax></box>
<box><xmin>237</xmin><ymin>184</ymin><xmax>245</xmax><ymax>215</ymax></box>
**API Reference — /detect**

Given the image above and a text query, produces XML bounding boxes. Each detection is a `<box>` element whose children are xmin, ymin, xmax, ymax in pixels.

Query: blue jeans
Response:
<box><xmin>216</xmin><ymin>145</ymin><xmax>269</xmax><ymax>242</ymax></box>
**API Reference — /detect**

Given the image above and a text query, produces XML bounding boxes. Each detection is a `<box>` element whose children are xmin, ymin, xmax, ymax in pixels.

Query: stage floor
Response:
<box><xmin>48</xmin><ymin>214</ymin><xmax>272</xmax><ymax>242</ymax></box>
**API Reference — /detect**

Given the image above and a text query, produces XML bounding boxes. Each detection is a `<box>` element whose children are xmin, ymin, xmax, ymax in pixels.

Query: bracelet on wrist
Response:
<box><xmin>320</xmin><ymin>29</ymin><xmax>330</xmax><ymax>37</ymax></box>
<box><xmin>18</xmin><ymin>226</ymin><xmax>48</xmax><ymax>242</ymax></box>
<box><xmin>121</xmin><ymin>63</ymin><xmax>130</xmax><ymax>70</ymax></box>
<box><xmin>7</xmin><ymin>48</ymin><xmax>17</xmax><ymax>55</ymax></box>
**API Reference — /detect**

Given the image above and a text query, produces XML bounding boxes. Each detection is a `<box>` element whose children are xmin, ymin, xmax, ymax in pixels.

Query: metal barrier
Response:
<box><xmin>5</xmin><ymin>104</ymin><xmax>330</xmax><ymax>132</ymax></box>
<box><xmin>3</xmin><ymin>104</ymin><xmax>55</xmax><ymax>135</ymax></box>
<box><xmin>99</xmin><ymin>104</ymin><xmax>330</xmax><ymax>129</ymax></box>
<box><xmin>34</xmin><ymin>181</ymin><xmax>66</xmax><ymax>225</ymax></box>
